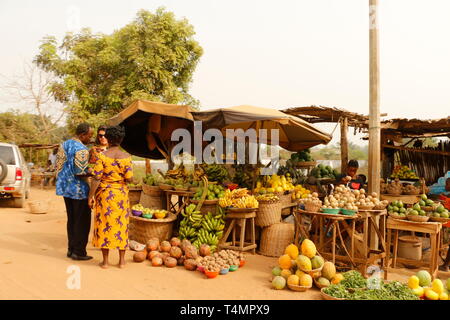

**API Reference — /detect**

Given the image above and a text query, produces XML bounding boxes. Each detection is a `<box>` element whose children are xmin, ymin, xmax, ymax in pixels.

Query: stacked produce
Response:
<box><xmin>231</xmin><ymin>164</ymin><xmax>255</xmax><ymax>190</ymax></box>
<box><xmin>407</xmin><ymin>270</ymin><xmax>449</xmax><ymax>300</ymax></box>
<box><xmin>323</xmin><ymin>270</ymin><xmax>419</xmax><ymax>300</ymax></box>
<box><xmin>390</xmin><ymin>165</ymin><xmax>419</xmax><ymax>180</ymax></box>
<box><xmin>202</xmin><ymin>164</ymin><xmax>229</xmax><ymax>184</ymax></box>
<box><xmin>131</xmin><ymin>204</ymin><xmax>168</xmax><ymax>219</ymax></box>
<box><xmin>192</xmin><ymin>184</ymin><xmax>225</xmax><ymax>201</ymax></box>
<box><xmin>218</xmin><ymin>188</ymin><xmax>259</xmax><ymax>209</ymax></box>
<box><xmin>132</xmin><ymin>237</ymin><xmax>201</xmax><ymax>271</ymax></box>
<box><xmin>387</xmin><ymin>200</ymin><xmax>407</xmax><ymax>218</ymax></box>
<box><xmin>142</xmin><ymin>173</ymin><xmax>163</xmax><ymax>186</ymax></box>
<box><xmin>254</xmin><ymin>174</ymin><xmax>295</xmax><ymax>194</ymax></box>
<box><xmin>402</xmin><ymin>184</ymin><xmax>421</xmax><ymax>195</ymax></box>
<box><xmin>255</xmin><ymin>193</ymin><xmax>280</xmax><ymax>203</ymax></box>
<box><xmin>298</xmin><ymin>192</ymin><xmax>322</xmax><ymax>211</ymax></box>
<box><xmin>179</xmin><ymin>204</ymin><xmax>225</xmax><ymax>252</ymax></box>
<box><xmin>292</xmin><ymin>184</ymin><xmax>311</xmax><ymax>201</ymax></box>
<box><xmin>290</xmin><ymin>149</ymin><xmax>314</xmax><ymax>163</ymax></box>
<box><xmin>270</xmin><ymin>240</ymin><xmax>341</xmax><ymax>291</ymax></box>
<box><xmin>429</xmin><ymin>204</ymin><xmax>450</xmax><ymax>219</ymax></box>
<box><xmin>197</xmin><ymin>250</ymin><xmax>245</xmax><ymax>274</ymax></box>
<box><xmin>386</xmin><ymin>179</ymin><xmax>403</xmax><ymax>195</ymax></box>
<box><xmin>277</xmin><ymin>161</ymin><xmax>306</xmax><ymax>185</ymax></box>
<box><xmin>310</xmin><ymin>164</ymin><xmax>339</xmax><ymax>180</ymax></box>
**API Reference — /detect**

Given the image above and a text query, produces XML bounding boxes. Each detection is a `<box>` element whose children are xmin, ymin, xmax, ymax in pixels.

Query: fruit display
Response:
<box><xmin>255</xmin><ymin>193</ymin><xmax>280</xmax><ymax>203</ymax></box>
<box><xmin>192</xmin><ymin>184</ymin><xmax>225</xmax><ymax>201</ymax></box>
<box><xmin>387</xmin><ymin>200</ymin><xmax>407</xmax><ymax>218</ymax></box>
<box><xmin>143</xmin><ymin>173</ymin><xmax>163</xmax><ymax>186</ymax></box>
<box><xmin>218</xmin><ymin>188</ymin><xmax>259</xmax><ymax>209</ymax></box>
<box><xmin>407</xmin><ymin>270</ymin><xmax>449</xmax><ymax>300</ymax></box>
<box><xmin>254</xmin><ymin>174</ymin><xmax>295</xmax><ymax>195</ymax></box>
<box><xmin>201</xmin><ymin>164</ymin><xmax>229</xmax><ymax>184</ymax></box>
<box><xmin>291</xmin><ymin>184</ymin><xmax>311</xmax><ymax>201</ymax></box>
<box><xmin>290</xmin><ymin>149</ymin><xmax>314</xmax><ymax>163</ymax></box>
<box><xmin>197</xmin><ymin>250</ymin><xmax>245</xmax><ymax>274</ymax></box>
<box><xmin>402</xmin><ymin>184</ymin><xmax>421</xmax><ymax>195</ymax></box>
<box><xmin>429</xmin><ymin>203</ymin><xmax>449</xmax><ymax>219</ymax></box>
<box><xmin>231</xmin><ymin>164</ymin><xmax>255</xmax><ymax>190</ymax></box>
<box><xmin>386</xmin><ymin>179</ymin><xmax>403</xmax><ymax>195</ymax></box>
<box><xmin>131</xmin><ymin>204</ymin><xmax>168</xmax><ymax>219</ymax></box>
<box><xmin>323</xmin><ymin>270</ymin><xmax>419</xmax><ymax>300</ymax></box>
<box><xmin>390</xmin><ymin>165</ymin><xmax>419</xmax><ymax>180</ymax></box>
<box><xmin>127</xmin><ymin>183</ymin><xmax>142</xmax><ymax>188</ymax></box>
<box><xmin>321</xmin><ymin>186</ymin><xmax>382</xmax><ymax>211</ymax></box>
<box><xmin>179</xmin><ymin>204</ymin><xmax>225</xmax><ymax>252</ymax></box>
<box><xmin>298</xmin><ymin>192</ymin><xmax>322</xmax><ymax>210</ymax></box>
<box><xmin>310</xmin><ymin>164</ymin><xmax>339</xmax><ymax>180</ymax></box>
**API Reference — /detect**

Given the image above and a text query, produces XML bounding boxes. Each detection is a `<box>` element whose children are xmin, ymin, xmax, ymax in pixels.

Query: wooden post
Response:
<box><xmin>368</xmin><ymin>0</ymin><xmax>381</xmax><ymax>195</ymax></box>
<box><xmin>340</xmin><ymin>117</ymin><xmax>349</xmax><ymax>173</ymax></box>
<box><xmin>145</xmin><ymin>159</ymin><xmax>151</xmax><ymax>174</ymax></box>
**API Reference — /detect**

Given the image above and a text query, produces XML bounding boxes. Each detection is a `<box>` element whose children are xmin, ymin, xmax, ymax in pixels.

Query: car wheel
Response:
<box><xmin>13</xmin><ymin>194</ymin><xmax>25</xmax><ymax>208</ymax></box>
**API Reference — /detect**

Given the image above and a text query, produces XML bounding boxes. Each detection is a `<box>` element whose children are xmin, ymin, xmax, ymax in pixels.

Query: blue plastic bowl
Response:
<box><xmin>220</xmin><ymin>268</ymin><xmax>229</xmax><ymax>275</ymax></box>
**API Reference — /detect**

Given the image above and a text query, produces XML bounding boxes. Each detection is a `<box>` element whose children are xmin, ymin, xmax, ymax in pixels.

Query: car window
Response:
<box><xmin>0</xmin><ymin>146</ymin><xmax>16</xmax><ymax>165</ymax></box>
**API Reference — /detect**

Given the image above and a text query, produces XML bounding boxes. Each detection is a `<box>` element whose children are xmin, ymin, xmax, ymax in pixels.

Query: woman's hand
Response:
<box><xmin>342</xmin><ymin>176</ymin><xmax>352</xmax><ymax>184</ymax></box>
<box><xmin>88</xmin><ymin>197</ymin><xmax>95</xmax><ymax>209</ymax></box>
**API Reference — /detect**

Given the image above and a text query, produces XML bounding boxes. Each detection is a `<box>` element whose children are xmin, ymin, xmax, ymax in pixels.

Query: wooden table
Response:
<box><xmin>384</xmin><ymin>217</ymin><xmax>442</xmax><ymax>279</ymax></box>
<box><xmin>297</xmin><ymin>209</ymin><xmax>359</xmax><ymax>267</ymax></box>
<box><xmin>165</xmin><ymin>190</ymin><xmax>194</xmax><ymax>216</ymax></box>
<box><xmin>357</xmin><ymin>209</ymin><xmax>387</xmax><ymax>268</ymax></box>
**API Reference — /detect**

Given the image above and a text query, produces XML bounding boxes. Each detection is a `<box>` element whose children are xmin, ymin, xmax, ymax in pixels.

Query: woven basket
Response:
<box><xmin>430</xmin><ymin>216</ymin><xmax>450</xmax><ymax>223</ymax></box>
<box><xmin>190</xmin><ymin>200</ymin><xmax>218</xmax><ymax>215</ymax></box>
<box><xmin>422</xmin><ymin>206</ymin><xmax>436</xmax><ymax>212</ymax></box>
<box><xmin>288</xmin><ymin>284</ymin><xmax>312</xmax><ymax>292</ymax></box>
<box><xmin>140</xmin><ymin>192</ymin><xmax>165</xmax><ymax>210</ymax></box>
<box><xmin>255</xmin><ymin>200</ymin><xmax>282</xmax><ymax>227</ymax></box>
<box><xmin>28</xmin><ymin>200</ymin><xmax>49</xmax><ymax>214</ymax></box>
<box><xmin>129</xmin><ymin>213</ymin><xmax>177</xmax><ymax>243</ymax></box>
<box><xmin>276</xmin><ymin>192</ymin><xmax>293</xmax><ymax>208</ymax></box>
<box><xmin>158</xmin><ymin>184</ymin><xmax>174</xmax><ymax>191</ymax></box>
<box><xmin>407</xmin><ymin>215</ymin><xmax>430</xmax><ymax>223</ymax></box>
<box><xmin>358</xmin><ymin>205</ymin><xmax>375</xmax><ymax>210</ymax></box>
<box><xmin>259</xmin><ymin>223</ymin><xmax>294</xmax><ymax>257</ymax></box>
<box><xmin>387</xmin><ymin>190</ymin><xmax>402</xmax><ymax>196</ymax></box>
<box><xmin>388</xmin><ymin>213</ymin><xmax>407</xmax><ymax>220</ymax></box>
<box><xmin>320</xmin><ymin>288</ymin><xmax>346</xmax><ymax>300</ymax></box>
<box><xmin>142</xmin><ymin>184</ymin><xmax>162</xmax><ymax>196</ymax></box>
<box><xmin>128</xmin><ymin>189</ymin><xmax>142</xmax><ymax>207</ymax></box>
<box><xmin>304</xmin><ymin>202</ymin><xmax>321</xmax><ymax>213</ymax></box>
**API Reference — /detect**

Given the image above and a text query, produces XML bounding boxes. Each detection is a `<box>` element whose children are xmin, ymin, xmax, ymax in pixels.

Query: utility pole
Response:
<box><xmin>368</xmin><ymin>0</ymin><xmax>381</xmax><ymax>195</ymax></box>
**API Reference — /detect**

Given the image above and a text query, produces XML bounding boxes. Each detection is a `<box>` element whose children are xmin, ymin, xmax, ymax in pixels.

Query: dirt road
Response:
<box><xmin>0</xmin><ymin>188</ymin><xmax>445</xmax><ymax>300</ymax></box>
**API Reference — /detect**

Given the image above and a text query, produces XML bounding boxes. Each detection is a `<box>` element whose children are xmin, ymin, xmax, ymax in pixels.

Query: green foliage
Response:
<box><xmin>34</xmin><ymin>8</ymin><xmax>203</xmax><ymax>129</ymax></box>
<box><xmin>0</xmin><ymin>110</ymin><xmax>68</xmax><ymax>145</ymax></box>
<box><xmin>310</xmin><ymin>142</ymin><xmax>368</xmax><ymax>161</ymax></box>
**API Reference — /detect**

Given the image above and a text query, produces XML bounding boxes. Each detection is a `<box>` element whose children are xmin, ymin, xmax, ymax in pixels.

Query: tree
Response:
<box><xmin>0</xmin><ymin>63</ymin><xmax>66</xmax><ymax>141</ymax></box>
<box><xmin>34</xmin><ymin>8</ymin><xmax>203</xmax><ymax>129</ymax></box>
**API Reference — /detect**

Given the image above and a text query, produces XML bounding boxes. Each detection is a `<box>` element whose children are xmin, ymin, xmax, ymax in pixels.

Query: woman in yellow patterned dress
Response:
<box><xmin>88</xmin><ymin>126</ymin><xmax>133</xmax><ymax>269</ymax></box>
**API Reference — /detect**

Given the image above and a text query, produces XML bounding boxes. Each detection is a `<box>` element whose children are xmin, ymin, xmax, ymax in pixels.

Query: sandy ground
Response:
<box><xmin>0</xmin><ymin>187</ymin><xmax>448</xmax><ymax>300</ymax></box>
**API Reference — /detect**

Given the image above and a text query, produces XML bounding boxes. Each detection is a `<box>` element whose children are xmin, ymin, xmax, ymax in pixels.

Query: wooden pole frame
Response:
<box><xmin>340</xmin><ymin>117</ymin><xmax>349</xmax><ymax>173</ymax></box>
<box><xmin>368</xmin><ymin>0</ymin><xmax>381</xmax><ymax>195</ymax></box>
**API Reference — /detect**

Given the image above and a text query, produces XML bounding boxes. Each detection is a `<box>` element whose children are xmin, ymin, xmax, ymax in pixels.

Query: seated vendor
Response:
<box><xmin>335</xmin><ymin>160</ymin><xmax>364</xmax><ymax>190</ymax></box>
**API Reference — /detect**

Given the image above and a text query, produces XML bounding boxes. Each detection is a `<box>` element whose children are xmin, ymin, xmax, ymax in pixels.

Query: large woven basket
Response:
<box><xmin>128</xmin><ymin>189</ymin><xmax>142</xmax><ymax>207</ymax></box>
<box><xmin>259</xmin><ymin>223</ymin><xmax>294</xmax><ymax>257</ymax></box>
<box><xmin>28</xmin><ymin>200</ymin><xmax>49</xmax><ymax>214</ymax></box>
<box><xmin>255</xmin><ymin>200</ymin><xmax>282</xmax><ymax>227</ymax></box>
<box><xmin>142</xmin><ymin>184</ymin><xmax>162</xmax><ymax>196</ymax></box>
<box><xmin>276</xmin><ymin>192</ymin><xmax>293</xmax><ymax>208</ymax></box>
<box><xmin>129</xmin><ymin>213</ymin><xmax>177</xmax><ymax>243</ymax></box>
<box><xmin>140</xmin><ymin>192</ymin><xmax>166</xmax><ymax>210</ymax></box>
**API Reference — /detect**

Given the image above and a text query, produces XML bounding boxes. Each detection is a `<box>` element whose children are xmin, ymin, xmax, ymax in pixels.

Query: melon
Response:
<box><xmin>287</xmin><ymin>275</ymin><xmax>300</xmax><ymax>286</ymax></box>
<box><xmin>272</xmin><ymin>266</ymin><xmax>282</xmax><ymax>276</ymax></box>
<box><xmin>285</xmin><ymin>244</ymin><xmax>299</xmax><ymax>260</ymax></box>
<box><xmin>280</xmin><ymin>269</ymin><xmax>292</xmax><ymax>280</ymax></box>
<box><xmin>331</xmin><ymin>273</ymin><xmax>344</xmax><ymax>285</ymax></box>
<box><xmin>408</xmin><ymin>276</ymin><xmax>420</xmax><ymax>289</ymax></box>
<box><xmin>296</xmin><ymin>255</ymin><xmax>312</xmax><ymax>271</ymax></box>
<box><xmin>321</xmin><ymin>262</ymin><xmax>336</xmax><ymax>281</ymax></box>
<box><xmin>425</xmin><ymin>288</ymin><xmax>439</xmax><ymax>300</ymax></box>
<box><xmin>431</xmin><ymin>279</ymin><xmax>444</xmax><ymax>294</ymax></box>
<box><xmin>311</xmin><ymin>255</ymin><xmax>324</xmax><ymax>270</ymax></box>
<box><xmin>169</xmin><ymin>246</ymin><xmax>182</xmax><ymax>259</ymax></box>
<box><xmin>278</xmin><ymin>254</ymin><xmax>292</xmax><ymax>269</ymax></box>
<box><xmin>164</xmin><ymin>256</ymin><xmax>177</xmax><ymax>268</ymax></box>
<box><xmin>412</xmin><ymin>286</ymin><xmax>424</xmax><ymax>297</ymax></box>
<box><xmin>317</xmin><ymin>277</ymin><xmax>330</xmax><ymax>287</ymax></box>
<box><xmin>440</xmin><ymin>292</ymin><xmax>449</xmax><ymax>300</ymax></box>
<box><xmin>299</xmin><ymin>274</ymin><xmax>312</xmax><ymax>287</ymax></box>
<box><xmin>272</xmin><ymin>276</ymin><xmax>286</xmax><ymax>290</ymax></box>
<box><xmin>133</xmin><ymin>251</ymin><xmax>146</xmax><ymax>263</ymax></box>
<box><xmin>295</xmin><ymin>270</ymin><xmax>306</xmax><ymax>278</ymax></box>
<box><xmin>301</xmin><ymin>239</ymin><xmax>316</xmax><ymax>258</ymax></box>
<box><xmin>416</xmin><ymin>270</ymin><xmax>432</xmax><ymax>287</ymax></box>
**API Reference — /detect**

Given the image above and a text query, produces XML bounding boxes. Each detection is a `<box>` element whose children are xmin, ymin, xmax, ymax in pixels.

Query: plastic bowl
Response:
<box><xmin>220</xmin><ymin>268</ymin><xmax>229</xmax><ymax>275</ymax></box>
<box><xmin>229</xmin><ymin>265</ymin><xmax>238</xmax><ymax>272</ymax></box>
<box><xmin>321</xmin><ymin>208</ymin><xmax>341</xmax><ymax>214</ymax></box>
<box><xmin>205</xmin><ymin>270</ymin><xmax>219</xmax><ymax>279</ymax></box>
<box><xmin>239</xmin><ymin>260</ymin><xmax>246</xmax><ymax>268</ymax></box>
<box><xmin>132</xmin><ymin>210</ymin><xmax>143</xmax><ymax>217</ymax></box>
<box><xmin>341</xmin><ymin>209</ymin><xmax>357</xmax><ymax>216</ymax></box>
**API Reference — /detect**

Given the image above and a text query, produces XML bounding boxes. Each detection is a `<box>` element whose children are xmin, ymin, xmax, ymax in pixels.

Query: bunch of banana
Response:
<box><xmin>201</xmin><ymin>212</ymin><xmax>225</xmax><ymax>233</ymax></box>
<box><xmin>195</xmin><ymin>228</ymin><xmax>219</xmax><ymax>248</ymax></box>
<box><xmin>202</xmin><ymin>164</ymin><xmax>229</xmax><ymax>183</ymax></box>
<box><xmin>234</xmin><ymin>195</ymin><xmax>259</xmax><ymax>209</ymax></box>
<box><xmin>179</xmin><ymin>225</ymin><xmax>197</xmax><ymax>240</ymax></box>
<box><xmin>230</xmin><ymin>188</ymin><xmax>249</xmax><ymax>199</ymax></box>
<box><xmin>255</xmin><ymin>193</ymin><xmax>280</xmax><ymax>203</ymax></box>
<box><xmin>219</xmin><ymin>197</ymin><xmax>232</xmax><ymax>208</ymax></box>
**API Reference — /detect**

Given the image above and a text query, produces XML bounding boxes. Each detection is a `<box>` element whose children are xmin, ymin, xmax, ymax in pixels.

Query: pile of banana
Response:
<box><xmin>218</xmin><ymin>188</ymin><xmax>259</xmax><ymax>209</ymax></box>
<box><xmin>255</xmin><ymin>193</ymin><xmax>280</xmax><ymax>203</ymax></box>
<box><xmin>179</xmin><ymin>204</ymin><xmax>225</xmax><ymax>252</ymax></box>
<box><xmin>202</xmin><ymin>164</ymin><xmax>229</xmax><ymax>183</ymax></box>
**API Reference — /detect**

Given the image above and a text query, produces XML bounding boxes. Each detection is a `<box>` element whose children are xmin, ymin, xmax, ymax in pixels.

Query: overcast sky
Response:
<box><xmin>0</xmin><ymin>0</ymin><xmax>449</xmax><ymax>146</ymax></box>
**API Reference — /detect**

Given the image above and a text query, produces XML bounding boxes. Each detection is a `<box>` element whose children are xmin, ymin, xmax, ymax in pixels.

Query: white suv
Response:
<box><xmin>0</xmin><ymin>143</ymin><xmax>31</xmax><ymax>208</ymax></box>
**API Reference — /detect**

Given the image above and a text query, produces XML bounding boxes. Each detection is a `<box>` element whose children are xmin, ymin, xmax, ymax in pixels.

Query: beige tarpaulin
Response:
<box><xmin>191</xmin><ymin>105</ymin><xmax>332</xmax><ymax>151</ymax></box>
